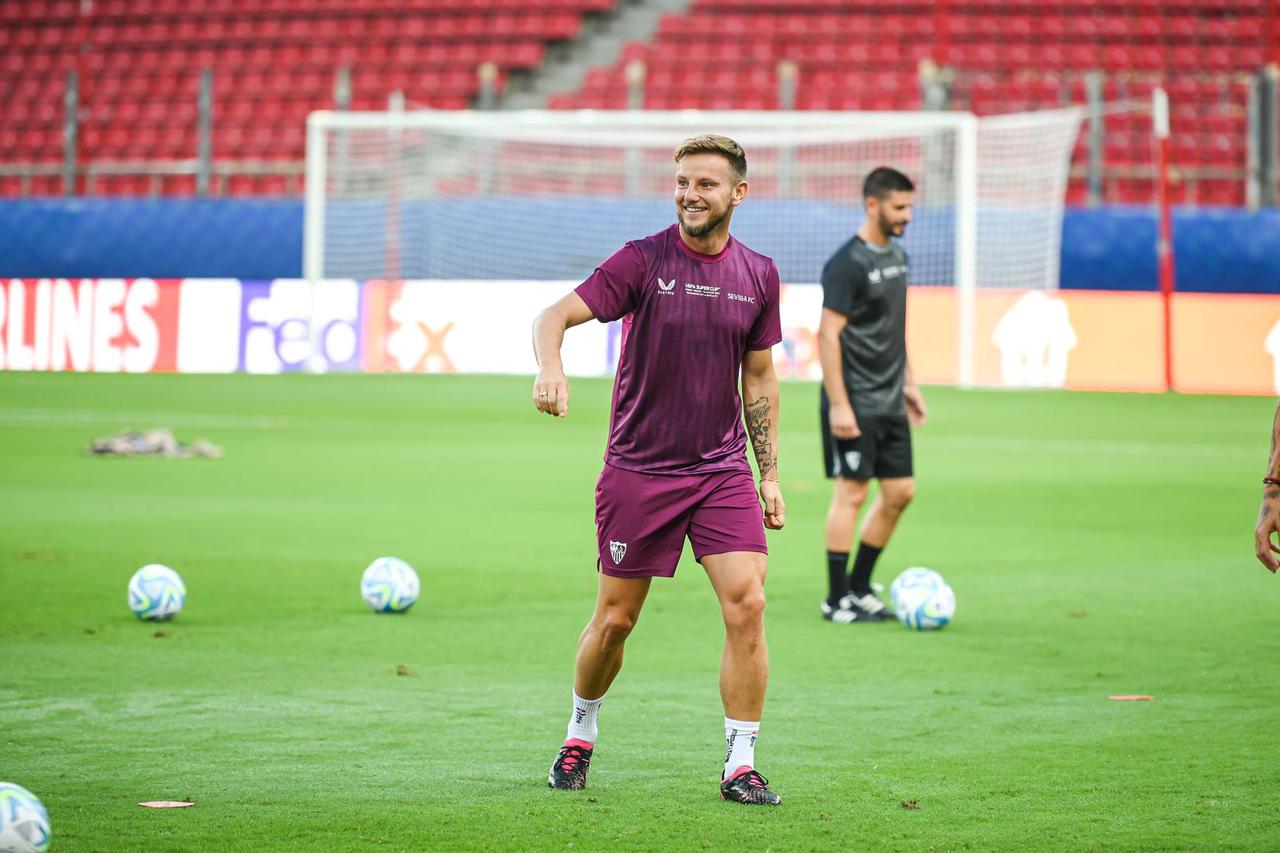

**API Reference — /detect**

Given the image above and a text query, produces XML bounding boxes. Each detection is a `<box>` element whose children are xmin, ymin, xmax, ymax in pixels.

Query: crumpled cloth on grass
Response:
<box><xmin>86</xmin><ymin>428</ymin><xmax>222</xmax><ymax>459</ymax></box>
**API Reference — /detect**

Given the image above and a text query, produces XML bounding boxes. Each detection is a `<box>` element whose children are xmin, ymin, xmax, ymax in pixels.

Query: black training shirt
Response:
<box><xmin>820</xmin><ymin>234</ymin><xmax>909</xmax><ymax>416</ymax></box>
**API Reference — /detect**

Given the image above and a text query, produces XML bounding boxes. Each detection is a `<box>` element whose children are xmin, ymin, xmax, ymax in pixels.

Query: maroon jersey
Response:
<box><xmin>575</xmin><ymin>224</ymin><xmax>782</xmax><ymax>475</ymax></box>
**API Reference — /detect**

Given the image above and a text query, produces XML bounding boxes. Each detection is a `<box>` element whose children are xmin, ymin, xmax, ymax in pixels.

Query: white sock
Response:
<box><xmin>566</xmin><ymin>692</ymin><xmax>604</xmax><ymax>744</ymax></box>
<box><xmin>723</xmin><ymin>717</ymin><xmax>759</xmax><ymax>779</ymax></box>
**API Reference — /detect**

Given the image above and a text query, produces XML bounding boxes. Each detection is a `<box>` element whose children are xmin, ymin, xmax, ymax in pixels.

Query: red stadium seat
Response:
<box><xmin>541</xmin><ymin>0</ymin><xmax>1265</xmax><ymax>206</ymax></box>
<box><xmin>0</xmin><ymin>0</ymin><xmax>619</xmax><ymax>190</ymax></box>
<box><xmin>0</xmin><ymin>0</ymin><xmax>1266</xmax><ymax>201</ymax></box>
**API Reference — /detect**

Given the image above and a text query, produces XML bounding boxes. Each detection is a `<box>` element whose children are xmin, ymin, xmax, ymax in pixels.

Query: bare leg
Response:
<box><xmin>573</xmin><ymin>572</ymin><xmax>652</xmax><ymax>700</ymax></box>
<box><xmin>859</xmin><ymin>477</ymin><xmax>916</xmax><ymax>549</ymax></box>
<box><xmin>824</xmin><ymin>478</ymin><xmax>871</xmax><ymax>552</ymax></box>
<box><xmin>702</xmin><ymin>551</ymin><xmax>768</xmax><ymax>720</ymax></box>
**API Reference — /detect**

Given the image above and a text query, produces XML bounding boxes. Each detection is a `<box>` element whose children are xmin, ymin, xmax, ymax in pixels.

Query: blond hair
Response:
<box><xmin>674</xmin><ymin>134</ymin><xmax>747</xmax><ymax>184</ymax></box>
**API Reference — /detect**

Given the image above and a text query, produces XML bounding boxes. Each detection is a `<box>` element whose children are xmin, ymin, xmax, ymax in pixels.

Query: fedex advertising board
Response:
<box><xmin>1</xmin><ymin>278</ymin><xmax>1276</xmax><ymax>395</ymax></box>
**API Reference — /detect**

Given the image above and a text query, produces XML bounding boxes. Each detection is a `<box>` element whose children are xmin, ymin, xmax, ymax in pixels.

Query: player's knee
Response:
<box><xmin>595</xmin><ymin>609</ymin><xmax>637</xmax><ymax>647</ymax></box>
<box><xmin>886</xmin><ymin>482</ymin><xmax>916</xmax><ymax>511</ymax></box>
<box><xmin>834</xmin><ymin>480</ymin><xmax>868</xmax><ymax>510</ymax></box>
<box><xmin>724</xmin><ymin>587</ymin><xmax>766</xmax><ymax>630</ymax></box>
<box><xmin>836</xmin><ymin>495</ymin><xmax>864</xmax><ymax>514</ymax></box>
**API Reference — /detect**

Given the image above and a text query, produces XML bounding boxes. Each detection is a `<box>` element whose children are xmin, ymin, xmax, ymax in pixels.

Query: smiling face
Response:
<box><xmin>674</xmin><ymin>152</ymin><xmax>747</xmax><ymax>240</ymax></box>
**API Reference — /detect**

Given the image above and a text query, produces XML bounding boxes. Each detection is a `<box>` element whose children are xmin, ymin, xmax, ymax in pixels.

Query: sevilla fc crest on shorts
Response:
<box><xmin>609</xmin><ymin>540</ymin><xmax>627</xmax><ymax>565</ymax></box>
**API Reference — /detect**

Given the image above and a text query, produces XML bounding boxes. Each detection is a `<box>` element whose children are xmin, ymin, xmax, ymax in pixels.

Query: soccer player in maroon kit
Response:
<box><xmin>1257</xmin><ymin>400</ymin><xmax>1280</xmax><ymax>573</ymax></box>
<box><xmin>531</xmin><ymin>134</ymin><xmax>786</xmax><ymax>805</ymax></box>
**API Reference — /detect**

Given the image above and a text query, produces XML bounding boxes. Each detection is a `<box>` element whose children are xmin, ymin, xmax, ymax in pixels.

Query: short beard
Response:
<box><xmin>679</xmin><ymin>205</ymin><xmax>729</xmax><ymax>238</ymax></box>
<box><xmin>879</xmin><ymin>212</ymin><xmax>905</xmax><ymax>237</ymax></box>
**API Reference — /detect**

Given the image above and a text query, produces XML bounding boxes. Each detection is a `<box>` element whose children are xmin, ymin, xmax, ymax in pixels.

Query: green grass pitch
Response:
<box><xmin>1</xmin><ymin>371</ymin><xmax>1277</xmax><ymax>851</ymax></box>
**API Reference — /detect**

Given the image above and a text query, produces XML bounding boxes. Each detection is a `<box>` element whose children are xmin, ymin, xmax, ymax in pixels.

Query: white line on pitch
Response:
<box><xmin>925</xmin><ymin>435</ymin><xmax>1255</xmax><ymax>460</ymax></box>
<box><xmin>0</xmin><ymin>409</ymin><xmax>284</xmax><ymax>429</ymax></box>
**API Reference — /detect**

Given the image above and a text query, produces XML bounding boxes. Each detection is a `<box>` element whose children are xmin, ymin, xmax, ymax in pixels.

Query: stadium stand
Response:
<box><xmin>550</xmin><ymin>0</ymin><xmax>1278</xmax><ymax>205</ymax></box>
<box><xmin>0</xmin><ymin>0</ymin><xmax>613</xmax><ymax>195</ymax></box>
<box><xmin>0</xmin><ymin>0</ymin><xmax>1276</xmax><ymax>204</ymax></box>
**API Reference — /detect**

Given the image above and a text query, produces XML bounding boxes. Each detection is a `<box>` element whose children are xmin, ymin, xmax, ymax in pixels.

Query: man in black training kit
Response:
<box><xmin>818</xmin><ymin>166</ymin><xmax>927</xmax><ymax>623</ymax></box>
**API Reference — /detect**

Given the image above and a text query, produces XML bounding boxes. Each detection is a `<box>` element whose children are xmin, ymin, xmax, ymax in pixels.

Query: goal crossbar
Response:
<box><xmin>304</xmin><ymin>108</ymin><xmax>1082</xmax><ymax>387</ymax></box>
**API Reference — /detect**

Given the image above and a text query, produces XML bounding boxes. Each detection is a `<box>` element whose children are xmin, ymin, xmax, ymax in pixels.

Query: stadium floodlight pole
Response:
<box><xmin>1152</xmin><ymin>87</ymin><xmax>1175</xmax><ymax>392</ymax></box>
<box><xmin>954</xmin><ymin>112</ymin><xmax>979</xmax><ymax>389</ymax></box>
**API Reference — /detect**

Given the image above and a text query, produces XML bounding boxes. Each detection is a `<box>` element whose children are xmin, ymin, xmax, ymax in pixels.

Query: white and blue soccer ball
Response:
<box><xmin>361</xmin><ymin>557</ymin><xmax>420</xmax><ymax>613</ymax></box>
<box><xmin>890</xmin><ymin>567</ymin><xmax>955</xmax><ymax>631</ymax></box>
<box><xmin>0</xmin><ymin>782</ymin><xmax>51</xmax><ymax>853</ymax></box>
<box><xmin>127</xmin><ymin>563</ymin><xmax>186</xmax><ymax>621</ymax></box>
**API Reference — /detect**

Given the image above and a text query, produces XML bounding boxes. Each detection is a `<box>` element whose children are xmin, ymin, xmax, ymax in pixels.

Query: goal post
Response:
<box><xmin>303</xmin><ymin>108</ymin><xmax>1081</xmax><ymax>385</ymax></box>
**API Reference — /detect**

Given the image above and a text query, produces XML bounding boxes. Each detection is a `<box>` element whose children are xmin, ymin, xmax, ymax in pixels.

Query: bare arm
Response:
<box><xmin>1256</xmin><ymin>400</ymin><xmax>1280</xmax><ymax>572</ymax></box>
<box><xmin>904</xmin><ymin>359</ymin><xmax>927</xmax><ymax>427</ymax></box>
<box><xmin>531</xmin><ymin>292</ymin><xmax>595</xmax><ymax>417</ymax></box>
<box><xmin>742</xmin><ymin>347</ymin><xmax>785</xmax><ymax>530</ymax></box>
<box><xmin>818</xmin><ymin>307</ymin><xmax>859</xmax><ymax>438</ymax></box>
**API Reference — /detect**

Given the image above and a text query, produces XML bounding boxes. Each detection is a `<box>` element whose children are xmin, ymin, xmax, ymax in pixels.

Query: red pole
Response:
<box><xmin>1153</xmin><ymin>87</ymin><xmax>1175</xmax><ymax>392</ymax></box>
<box><xmin>1268</xmin><ymin>0</ymin><xmax>1278</xmax><ymax>65</ymax></box>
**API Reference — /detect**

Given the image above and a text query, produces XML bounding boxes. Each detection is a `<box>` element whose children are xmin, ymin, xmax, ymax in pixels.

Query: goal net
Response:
<box><xmin>304</xmin><ymin>109</ymin><xmax>1082</xmax><ymax>384</ymax></box>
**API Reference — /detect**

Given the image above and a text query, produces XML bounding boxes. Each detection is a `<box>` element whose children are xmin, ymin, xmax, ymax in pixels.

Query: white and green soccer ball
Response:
<box><xmin>0</xmin><ymin>782</ymin><xmax>50</xmax><ymax>853</ymax></box>
<box><xmin>127</xmin><ymin>563</ymin><xmax>186</xmax><ymax>621</ymax></box>
<box><xmin>890</xmin><ymin>567</ymin><xmax>955</xmax><ymax>631</ymax></box>
<box><xmin>361</xmin><ymin>557</ymin><xmax>420</xmax><ymax>613</ymax></box>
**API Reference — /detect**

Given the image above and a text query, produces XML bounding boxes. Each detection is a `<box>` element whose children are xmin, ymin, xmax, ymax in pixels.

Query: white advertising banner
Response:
<box><xmin>361</xmin><ymin>280</ymin><xmax>616</xmax><ymax>377</ymax></box>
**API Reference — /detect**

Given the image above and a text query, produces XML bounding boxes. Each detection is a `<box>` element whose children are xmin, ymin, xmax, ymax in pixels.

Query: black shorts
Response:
<box><xmin>820</xmin><ymin>405</ymin><xmax>914</xmax><ymax>481</ymax></box>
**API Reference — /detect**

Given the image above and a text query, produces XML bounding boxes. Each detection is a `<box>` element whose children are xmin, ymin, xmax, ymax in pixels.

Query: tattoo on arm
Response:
<box><xmin>1269</xmin><ymin>403</ymin><xmax>1280</xmax><ymax>477</ymax></box>
<box><xmin>746</xmin><ymin>395</ymin><xmax>777</xmax><ymax>480</ymax></box>
<box><xmin>1260</xmin><ymin>488</ymin><xmax>1280</xmax><ymax>527</ymax></box>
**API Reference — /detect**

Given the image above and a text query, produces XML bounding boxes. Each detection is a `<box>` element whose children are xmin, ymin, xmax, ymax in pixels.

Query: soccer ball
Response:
<box><xmin>127</xmin><ymin>564</ymin><xmax>186</xmax><ymax>621</ymax></box>
<box><xmin>889</xmin><ymin>567</ymin><xmax>955</xmax><ymax>631</ymax></box>
<box><xmin>0</xmin><ymin>782</ymin><xmax>51</xmax><ymax>853</ymax></box>
<box><xmin>360</xmin><ymin>557</ymin><xmax>420</xmax><ymax>613</ymax></box>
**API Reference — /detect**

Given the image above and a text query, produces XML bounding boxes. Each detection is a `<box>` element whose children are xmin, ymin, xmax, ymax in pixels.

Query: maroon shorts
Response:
<box><xmin>594</xmin><ymin>463</ymin><xmax>767</xmax><ymax>578</ymax></box>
